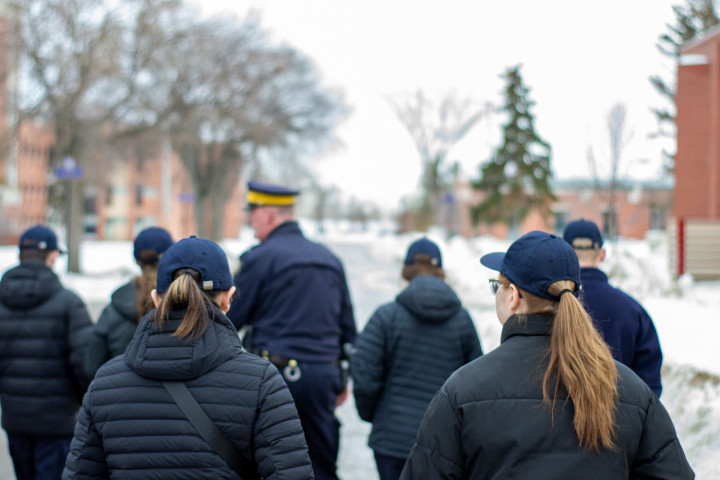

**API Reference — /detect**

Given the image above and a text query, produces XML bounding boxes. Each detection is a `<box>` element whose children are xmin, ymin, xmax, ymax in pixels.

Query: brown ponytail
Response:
<box><xmin>505</xmin><ymin>273</ymin><xmax>618</xmax><ymax>452</ymax></box>
<box><xmin>135</xmin><ymin>262</ymin><xmax>159</xmax><ymax>321</ymax></box>
<box><xmin>151</xmin><ymin>268</ymin><xmax>224</xmax><ymax>339</ymax></box>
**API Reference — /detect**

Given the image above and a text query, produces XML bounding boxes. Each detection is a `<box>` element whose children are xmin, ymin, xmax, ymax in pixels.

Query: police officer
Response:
<box><xmin>563</xmin><ymin>218</ymin><xmax>663</xmax><ymax>396</ymax></box>
<box><xmin>228</xmin><ymin>180</ymin><xmax>357</xmax><ymax>480</ymax></box>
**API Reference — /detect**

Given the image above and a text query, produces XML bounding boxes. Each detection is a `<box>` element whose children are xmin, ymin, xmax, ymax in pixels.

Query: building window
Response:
<box><xmin>603</xmin><ymin>209</ymin><xmax>618</xmax><ymax>241</ymax></box>
<box><xmin>135</xmin><ymin>184</ymin><xmax>143</xmax><ymax>206</ymax></box>
<box><xmin>650</xmin><ymin>206</ymin><xmax>667</xmax><ymax>230</ymax></box>
<box><xmin>555</xmin><ymin>211</ymin><xmax>569</xmax><ymax>235</ymax></box>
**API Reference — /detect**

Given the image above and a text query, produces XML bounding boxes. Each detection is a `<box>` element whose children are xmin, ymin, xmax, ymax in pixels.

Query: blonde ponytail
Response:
<box><xmin>543</xmin><ymin>280</ymin><xmax>618</xmax><ymax>452</ymax></box>
<box><xmin>151</xmin><ymin>269</ymin><xmax>221</xmax><ymax>339</ymax></box>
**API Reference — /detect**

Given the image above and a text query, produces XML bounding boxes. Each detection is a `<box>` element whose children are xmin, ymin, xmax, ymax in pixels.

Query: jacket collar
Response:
<box><xmin>268</xmin><ymin>221</ymin><xmax>301</xmax><ymax>240</ymax></box>
<box><xmin>500</xmin><ymin>313</ymin><xmax>554</xmax><ymax>344</ymax></box>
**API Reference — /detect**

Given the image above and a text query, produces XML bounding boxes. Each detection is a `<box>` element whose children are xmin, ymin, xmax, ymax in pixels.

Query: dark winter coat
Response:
<box><xmin>227</xmin><ymin>221</ymin><xmax>356</xmax><ymax>362</ymax></box>
<box><xmin>63</xmin><ymin>306</ymin><xmax>314</xmax><ymax>480</ymax></box>
<box><xmin>580</xmin><ymin>267</ymin><xmax>663</xmax><ymax>396</ymax></box>
<box><xmin>400</xmin><ymin>314</ymin><xmax>694</xmax><ymax>480</ymax></box>
<box><xmin>351</xmin><ymin>275</ymin><xmax>483</xmax><ymax>459</ymax></box>
<box><xmin>0</xmin><ymin>261</ymin><xmax>92</xmax><ymax>437</ymax></box>
<box><xmin>83</xmin><ymin>280</ymin><xmax>139</xmax><ymax>378</ymax></box>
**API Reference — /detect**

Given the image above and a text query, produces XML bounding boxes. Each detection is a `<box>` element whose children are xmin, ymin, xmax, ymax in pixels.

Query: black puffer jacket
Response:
<box><xmin>0</xmin><ymin>261</ymin><xmax>92</xmax><ymax>437</ymax></box>
<box><xmin>351</xmin><ymin>275</ymin><xmax>483</xmax><ymax>459</ymax></box>
<box><xmin>400</xmin><ymin>314</ymin><xmax>694</xmax><ymax>480</ymax></box>
<box><xmin>63</xmin><ymin>306</ymin><xmax>314</xmax><ymax>480</ymax></box>
<box><xmin>83</xmin><ymin>280</ymin><xmax>139</xmax><ymax>378</ymax></box>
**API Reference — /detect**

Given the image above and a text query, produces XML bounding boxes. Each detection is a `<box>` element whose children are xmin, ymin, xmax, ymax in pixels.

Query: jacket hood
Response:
<box><xmin>125</xmin><ymin>306</ymin><xmax>242</xmax><ymax>381</ymax></box>
<box><xmin>396</xmin><ymin>275</ymin><xmax>462</xmax><ymax>323</ymax></box>
<box><xmin>111</xmin><ymin>281</ymin><xmax>140</xmax><ymax>322</ymax></box>
<box><xmin>0</xmin><ymin>261</ymin><xmax>63</xmax><ymax>309</ymax></box>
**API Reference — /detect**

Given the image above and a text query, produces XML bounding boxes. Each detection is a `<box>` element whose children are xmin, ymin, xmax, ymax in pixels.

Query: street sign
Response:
<box><xmin>53</xmin><ymin>166</ymin><xmax>84</xmax><ymax>180</ymax></box>
<box><xmin>53</xmin><ymin>156</ymin><xmax>84</xmax><ymax>180</ymax></box>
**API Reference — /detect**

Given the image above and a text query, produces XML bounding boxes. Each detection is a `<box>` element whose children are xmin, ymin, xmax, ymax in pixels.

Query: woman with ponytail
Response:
<box><xmin>65</xmin><ymin>236</ymin><xmax>313</xmax><ymax>479</ymax></box>
<box><xmin>84</xmin><ymin>226</ymin><xmax>174</xmax><ymax>378</ymax></box>
<box><xmin>401</xmin><ymin>231</ymin><xmax>693</xmax><ymax>479</ymax></box>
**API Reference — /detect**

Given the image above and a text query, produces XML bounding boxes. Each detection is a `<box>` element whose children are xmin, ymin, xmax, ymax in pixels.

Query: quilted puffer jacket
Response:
<box><xmin>63</xmin><ymin>306</ymin><xmax>314</xmax><ymax>480</ymax></box>
<box><xmin>0</xmin><ymin>260</ymin><xmax>92</xmax><ymax>437</ymax></box>
<box><xmin>83</xmin><ymin>280</ymin><xmax>139</xmax><ymax>378</ymax></box>
<box><xmin>351</xmin><ymin>275</ymin><xmax>483</xmax><ymax>459</ymax></box>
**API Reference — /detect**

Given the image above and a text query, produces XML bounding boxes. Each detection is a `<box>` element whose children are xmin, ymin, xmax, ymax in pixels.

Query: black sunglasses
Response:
<box><xmin>488</xmin><ymin>278</ymin><xmax>522</xmax><ymax>298</ymax></box>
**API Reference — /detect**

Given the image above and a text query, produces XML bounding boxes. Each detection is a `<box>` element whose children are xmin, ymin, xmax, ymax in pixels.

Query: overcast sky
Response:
<box><xmin>195</xmin><ymin>0</ymin><xmax>680</xmax><ymax>209</ymax></box>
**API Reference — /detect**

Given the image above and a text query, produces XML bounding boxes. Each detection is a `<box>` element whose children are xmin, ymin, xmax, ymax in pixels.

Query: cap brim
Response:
<box><xmin>480</xmin><ymin>252</ymin><xmax>505</xmax><ymax>271</ymax></box>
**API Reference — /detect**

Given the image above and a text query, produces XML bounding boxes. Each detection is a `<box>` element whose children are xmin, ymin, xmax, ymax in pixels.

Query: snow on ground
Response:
<box><xmin>0</xmin><ymin>222</ymin><xmax>718</xmax><ymax>476</ymax></box>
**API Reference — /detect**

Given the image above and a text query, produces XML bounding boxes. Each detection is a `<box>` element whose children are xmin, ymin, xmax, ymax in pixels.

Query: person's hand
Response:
<box><xmin>335</xmin><ymin>386</ymin><xmax>349</xmax><ymax>407</ymax></box>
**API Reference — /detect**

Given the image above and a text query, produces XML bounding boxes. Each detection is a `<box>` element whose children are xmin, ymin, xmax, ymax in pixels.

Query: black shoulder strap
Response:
<box><xmin>162</xmin><ymin>381</ymin><xmax>258</xmax><ymax>479</ymax></box>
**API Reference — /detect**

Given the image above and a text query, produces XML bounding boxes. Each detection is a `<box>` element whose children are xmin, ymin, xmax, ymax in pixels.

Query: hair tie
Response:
<box><xmin>558</xmin><ymin>289</ymin><xmax>574</xmax><ymax>298</ymax></box>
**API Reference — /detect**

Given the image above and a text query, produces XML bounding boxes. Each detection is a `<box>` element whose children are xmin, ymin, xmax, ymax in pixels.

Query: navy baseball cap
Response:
<box><xmin>156</xmin><ymin>236</ymin><xmax>233</xmax><ymax>293</ymax></box>
<box><xmin>246</xmin><ymin>180</ymin><xmax>299</xmax><ymax>209</ymax></box>
<box><xmin>480</xmin><ymin>231</ymin><xmax>580</xmax><ymax>301</ymax></box>
<box><xmin>133</xmin><ymin>227</ymin><xmax>174</xmax><ymax>263</ymax></box>
<box><xmin>405</xmin><ymin>237</ymin><xmax>442</xmax><ymax>267</ymax></box>
<box><xmin>563</xmin><ymin>218</ymin><xmax>604</xmax><ymax>249</ymax></box>
<box><xmin>19</xmin><ymin>225</ymin><xmax>65</xmax><ymax>253</ymax></box>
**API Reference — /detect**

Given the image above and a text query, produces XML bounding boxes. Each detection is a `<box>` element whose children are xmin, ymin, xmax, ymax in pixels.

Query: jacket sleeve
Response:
<box><xmin>337</xmin><ymin>265</ymin><xmax>357</xmax><ymax>347</ymax></box>
<box><xmin>253</xmin><ymin>364</ymin><xmax>314</xmax><ymax>480</ymax></box>
<box><xmin>83</xmin><ymin>306</ymin><xmax>112</xmax><ymax>379</ymax></box>
<box><xmin>631</xmin><ymin>394</ymin><xmax>694</xmax><ymax>479</ymax></box>
<box><xmin>460</xmin><ymin>309</ymin><xmax>483</xmax><ymax>363</ymax></box>
<box><xmin>350</xmin><ymin>307</ymin><xmax>389</xmax><ymax>422</ymax></box>
<box><xmin>62</xmin><ymin>396</ymin><xmax>109</xmax><ymax>479</ymax></box>
<box><xmin>631</xmin><ymin>307</ymin><xmax>663</xmax><ymax>397</ymax></box>
<box><xmin>67</xmin><ymin>292</ymin><xmax>94</xmax><ymax>396</ymax></box>
<box><xmin>400</xmin><ymin>387</ymin><xmax>465</xmax><ymax>480</ymax></box>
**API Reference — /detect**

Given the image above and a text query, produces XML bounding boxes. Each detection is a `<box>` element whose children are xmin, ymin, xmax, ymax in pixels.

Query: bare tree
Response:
<box><xmin>585</xmin><ymin>103</ymin><xmax>633</xmax><ymax>242</ymax></box>
<box><xmin>116</xmin><ymin>13</ymin><xmax>346</xmax><ymax>240</ymax></box>
<box><xmin>605</xmin><ymin>103</ymin><xmax>633</xmax><ymax>241</ymax></box>
<box><xmin>12</xmin><ymin>0</ymin><xmax>181</xmax><ymax>271</ymax></box>
<box><xmin>389</xmin><ymin>90</ymin><xmax>490</xmax><ymax>230</ymax></box>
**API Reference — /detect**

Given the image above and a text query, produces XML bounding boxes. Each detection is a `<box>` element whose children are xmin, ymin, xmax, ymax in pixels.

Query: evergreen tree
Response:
<box><xmin>472</xmin><ymin>65</ymin><xmax>554</xmax><ymax>231</ymax></box>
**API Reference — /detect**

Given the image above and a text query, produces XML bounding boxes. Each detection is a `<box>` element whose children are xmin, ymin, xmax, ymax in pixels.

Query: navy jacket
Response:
<box><xmin>63</xmin><ymin>307</ymin><xmax>314</xmax><ymax>480</ymax></box>
<box><xmin>580</xmin><ymin>267</ymin><xmax>663</xmax><ymax>396</ymax></box>
<box><xmin>83</xmin><ymin>280</ymin><xmax>139</xmax><ymax>378</ymax></box>
<box><xmin>0</xmin><ymin>261</ymin><xmax>92</xmax><ymax>437</ymax></box>
<box><xmin>351</xmin><ymin>275</ymin><xmax>483</xmax><ymax>459</ymax></box>
<box><xmin>401</xmin><ymin>314</ymin><xmax>694</xmax><ymax>480</ymax></box>
<box><xmin>227</xmin><ymin>222</ymin><xmax>356</xmax><ymax>362</ymax></box>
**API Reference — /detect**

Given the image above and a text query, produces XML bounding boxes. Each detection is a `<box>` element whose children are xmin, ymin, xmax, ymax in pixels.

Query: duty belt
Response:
<box><xmin>252</xmin><ymin>349</ymin><xmax>341</xmax><ymax>383</ymax></box>
<box><xmin>255</xmin><ymin>350</ymin><xmax>302</xmax><ymax>382</ymax></box>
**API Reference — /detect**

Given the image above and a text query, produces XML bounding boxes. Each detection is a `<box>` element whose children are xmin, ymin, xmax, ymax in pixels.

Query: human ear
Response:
<box><xmin>509</xmin><ymin>284</ymin><xmax>523</xmax><ymax>312</ymax></box>
<box><xmin>219</xmin><ymin>286</ymin><xmax>236</xmax><ymax>313</ymax></box>
<box><xmin>151</xmin><ymin>289</ymin><xmax>162</xmax><ymax>308</ymax></box>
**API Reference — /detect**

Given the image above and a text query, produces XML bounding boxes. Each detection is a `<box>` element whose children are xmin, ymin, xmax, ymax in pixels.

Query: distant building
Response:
<box><xmin>426</xmin><ymin>177</ymin><xmax>672</xmax><ymax>241</ymax></box>
<box><xmin>0</xmin><ymin>12</ymin><xmax>55</xmax><ymax>244</ymax></box>
<box><xmin>0</xmin><ymin>11</ymin><xmax>246</xmax><ymax>244</ymax></box>
<box><xmin>673</xmin><ymin>26</ymin><xmax>720</xmax><ymax>279</ymax></box>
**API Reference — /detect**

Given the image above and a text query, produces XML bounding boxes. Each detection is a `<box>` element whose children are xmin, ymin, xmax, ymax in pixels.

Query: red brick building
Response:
<box><xmin>672</xmin><ymin>26</ymin><xmax>720</xmax><ymax>278</ymax></box>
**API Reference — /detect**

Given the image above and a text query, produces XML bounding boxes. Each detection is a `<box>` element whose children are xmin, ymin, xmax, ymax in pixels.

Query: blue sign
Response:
<box><xmin>442</xmin><ymin>192</ymin><xmax>456</xmax><ymax>204</ymax></box>
<box><xmin>54</xmin><ymin>156</ymin><xmax>84</xmax><ymax>180</ymax></box>
<box><xmin>178</xmin><ymin>192</ymin><xmax>195</xmax><ymax>203</ymax></box>
<box><xmin>53</xmin><ymin>166</ymin><xmax>84</xmax><ymax>180</ymax></box>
